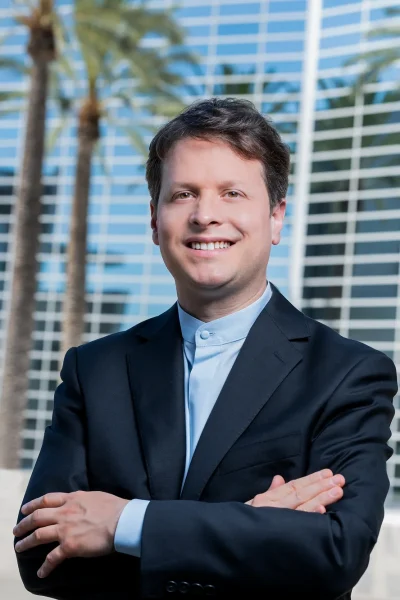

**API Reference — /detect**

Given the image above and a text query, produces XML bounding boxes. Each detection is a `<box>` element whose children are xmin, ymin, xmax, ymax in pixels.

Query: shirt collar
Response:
<box><xmin>178</xmin><ymin>281</ymin><xmax>272</xmax><ymax>346</ymax></box>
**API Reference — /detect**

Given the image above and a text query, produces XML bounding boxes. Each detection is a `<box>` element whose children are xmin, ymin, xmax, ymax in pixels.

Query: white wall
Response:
<box><xmin>1</xmin><ymin>469</ymin><xmax>399</xmax><ymax>599</ymax></box>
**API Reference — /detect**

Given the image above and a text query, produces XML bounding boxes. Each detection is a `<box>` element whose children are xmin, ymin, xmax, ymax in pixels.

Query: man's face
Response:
<box><xmin>150</xmin><ymin>137</ymin><xmax>286</xmax><ymax>300</ymax></box>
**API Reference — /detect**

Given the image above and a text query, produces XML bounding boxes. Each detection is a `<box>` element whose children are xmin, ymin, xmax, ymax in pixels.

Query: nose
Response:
<box><xmin>189</xmin><ymin>194</ymin><xmax>221</xmax><ymax>228</ymax></box>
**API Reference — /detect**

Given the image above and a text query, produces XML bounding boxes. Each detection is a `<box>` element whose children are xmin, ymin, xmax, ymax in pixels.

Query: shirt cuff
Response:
<box><xmin>114</xmin><ymin>499</ymin><xmax>150</xmax><ymax>558</ymax></box>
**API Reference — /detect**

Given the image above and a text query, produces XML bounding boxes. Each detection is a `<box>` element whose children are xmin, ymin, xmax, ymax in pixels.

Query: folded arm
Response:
<box><xmin>15</xmin><ymin>347</ymin><xmax>140</xmax><ymax>600</ymax></box>
<box><xmin>139</xmin><ymin>352</ymin><xmax>397</xmax><ymax>599</ymax></box>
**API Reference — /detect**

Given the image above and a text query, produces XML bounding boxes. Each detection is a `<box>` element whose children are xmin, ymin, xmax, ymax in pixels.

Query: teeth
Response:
<box><xmin>190</xmin><ymin>241</ymin><xmax>231</xmax><ymax>250</ymax></box>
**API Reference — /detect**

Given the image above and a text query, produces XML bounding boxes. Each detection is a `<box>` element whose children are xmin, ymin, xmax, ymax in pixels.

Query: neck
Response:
<box><xmin>177</xmin><ymin>280</ymin><xmax>268</xmax><ymax>322</ymax></box>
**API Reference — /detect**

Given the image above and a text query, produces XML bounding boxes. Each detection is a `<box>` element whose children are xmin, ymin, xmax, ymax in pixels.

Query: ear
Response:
<box><xmin>150</xmin><ymin>202</ymin><xmax>159</xmax><ymax>246</ymax></box>
<box><xmin>271</xmin><ymin>199</ymin><xmax>286</xmax><ymax>246</ymax></box>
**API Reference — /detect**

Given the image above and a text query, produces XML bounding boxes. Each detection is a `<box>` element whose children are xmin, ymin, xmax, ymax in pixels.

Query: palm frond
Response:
<box><xmin>46</xmin><ymin>113</ymin><xmax>69</xmax><ymax>155</ymax></box>
<box><xmin>367</xmin><ymin>26</ymin><xmax>400</xmax><ymax>40</ymax></box>
<box><xmin>345</xmin><ymin>46</ymin><xmax>400</xmax><ymax>88</ymax></box>
<box><xmin>0</xmin><ymin>90</ymin><xmax>26</xmax><ymax>117</ymax></box>
<box><xmin>0</xmin><ymin>56</ymin><xmax>29</xmax><ymax>75</ymax></box>
<box><xmin>93</xmin><ymin>141</ymin><xmax>112</xmax><ymax>179</ymax></box>
<box><xmin>106</xmin><ymin>112</ymin><xmax>148</xmax><ymax>157</ymax></box>
<box><xmin>48</xmin><ymin>66</ymin><xmax>74</xmax><ymax>115</ymax></box>
<box><xmin>0</xmin><ymin>26</ymin><xmax>22</xmax><ymax>46</ymax></box>
<box><xmin>52</xmin><ymin>9</ymin><xmax>71</xmax><ymax>50</ymax></box>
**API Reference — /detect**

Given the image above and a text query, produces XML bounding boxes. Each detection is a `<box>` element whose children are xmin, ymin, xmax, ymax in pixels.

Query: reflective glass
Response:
<box><xmin>351</xmin><ymin>285</ymin><xmax>398</xmax><ymax>298</ymax></box>
<box><xmin>348</xmin><ymin>329</ymin><xmax>395</xmax><ymax>342</ymax></box>
<box><xmin>218</xmin><ymin>23</ymin><xmax>259</xmax><ymax>35</ymax></box>
<box><xmin>350</xmin><ymin>306</ymin><xmax>397</xmax><ymax>320</ymax></box>
<box><xmin>353</xmin><ymin>263</ymin><xmax>399</xmax><ymax>276</ymax></box>
<box><xmin>322</xmin><ymin>11</ymin><xmax>361</xmax><ymax>28</ymax></box>
<box><xmin>216</xmin><ymin>43</ymin><xmax>258</xmax><ymax>56</ymax></box>
<box><xmin>266</xmin><ymin>40</ymin><xmax>304</xmax><ymax>53</ymax></box>
<box><xmin>354</xmin><ymin>241</ymin><xmax>400</xmax><ymax>255</ymax></box>
<box><xmin>323</xmin><ymin>0</ymin><xmax>360</xmax><ymax>8</ymax></box>
<box><xmin>219</xmin><ymin>3</ymin><xmax>261</xmax><ymax>16</ymax></box>
<box><xmin>269</xmin><ymin>1</ymin><xmax>307</xmax><ymax>12</ymax></box>
<box><xmin>175</xmin><ymin>6</ymin><xmax>212</xmax><ymax>18</ymax></box>
<box><xmin>267</xmin><ymin>20</ymin><xmax>305</xmax><ymax>33</ymax></box>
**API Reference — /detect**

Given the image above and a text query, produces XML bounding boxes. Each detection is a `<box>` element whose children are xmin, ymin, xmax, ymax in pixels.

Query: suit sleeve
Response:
<box><xmin>139</xmin><ymin>352</ymin><xmax>397</xmax><ymax>599</ymax></box>
<box><xmin>15</xmin><ymin>347</ymin><xmax>140</xmax><ymax>600</ymax></box>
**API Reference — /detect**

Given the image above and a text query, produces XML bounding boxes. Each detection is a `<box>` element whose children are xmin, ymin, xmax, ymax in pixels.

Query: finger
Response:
<box><xmin>14</xmin><ymin>508</ymin><xmax>59</xmax><ymax>538</ymax></box>
<box><xmin>268</xmin><ymin>475</ymin><xmax>285</xmax><ymax>490</ymax></box>
<box><xmin>21</xmin><ymin>493</ymin><xmax>68</xmax><ymax>515</ymax></box>
<box><xmin>38</xmin><ymin>545</ymin><xmax>67</xmax><ymax>579</ymax></box>
<box><xmin>15</xmin><ymin>525</ymin><xmax>59</xmax><ymax>553</ymax></box>
<box><xmin>296</xmin><ymin>486</ymin><xmax>344</xmax><ymax>513</ymax></box>
<box><xmin>267</xmin><ymin>469</ymin><xmax>334</xmax><ymax>501</ymax></box>
<box><xmin>282</xmin><ymin>475</ymin><xmax>345</xmax><ymax>509</ymax></box>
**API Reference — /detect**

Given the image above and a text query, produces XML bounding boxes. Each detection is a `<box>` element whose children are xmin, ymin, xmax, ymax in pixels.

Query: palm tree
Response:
<box><xmin>0</xmin><ymin>0</ymin><xmax>56</xmax><ymax>469</ymax></box>
<box><xmin>348</xmin><ymin>6</ymin><xmax>400</xmax><ymax>88</ymax></box>
<box><xmin>0</xmin><ymin>0</ymin><xmax>194</xmax><ymax>468</ymax></box>
<box><xmin>59</xmin><ymin>0</ymin><xmax>194</xmax><ymax>356</ymax></box>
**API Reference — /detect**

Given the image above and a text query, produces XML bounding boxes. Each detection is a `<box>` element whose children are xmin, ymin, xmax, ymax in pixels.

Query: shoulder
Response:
<box><xmin>72</xmin><ymin>305</ymin><xmax>177</xmax><ymax>363</ymax></box>
<box><xmin>303</xmin><ymin>312</ymin><xmax>396</xmax><ymax>375</ymax></box>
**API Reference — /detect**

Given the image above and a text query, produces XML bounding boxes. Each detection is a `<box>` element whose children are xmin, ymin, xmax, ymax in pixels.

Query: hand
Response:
<box><xmin>13</xmin><ymin>491</ymin><xmax>129</xmax><ymax>579</ymax></box>
<box><xmin>245</xmin><ymin>469</ymin><xmax>345</xmax><ymax>513</ymax></box>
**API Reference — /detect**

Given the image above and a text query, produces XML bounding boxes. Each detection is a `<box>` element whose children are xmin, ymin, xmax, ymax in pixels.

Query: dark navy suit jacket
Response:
<box><xmin>15</xmin><ymin>284</ymin><xmax>398</xmax><ymax>599</ymax></box>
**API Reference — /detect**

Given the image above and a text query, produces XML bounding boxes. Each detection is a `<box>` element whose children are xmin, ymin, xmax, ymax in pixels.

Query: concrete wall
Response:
<box><xmin>1</xmin><ymin>469</ymin><xmax>399</xmax><ymax>599</ymax></box>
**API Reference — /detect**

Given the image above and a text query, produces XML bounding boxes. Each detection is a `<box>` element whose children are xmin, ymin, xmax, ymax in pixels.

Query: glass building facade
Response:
<box><xmin>0</xmin><ymin>0</ymin><xmax>399</xmax><ymax>500</ymax></box>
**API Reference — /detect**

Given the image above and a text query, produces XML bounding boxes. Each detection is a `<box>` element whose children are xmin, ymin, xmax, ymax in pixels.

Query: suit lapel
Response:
<box><xmin>180</xmin><ymin>286</ymin><xmax>309</xmax><ymax>501</ymax></box>
<box><xmin>126</xmin><ymin>306</ymin><xmax>186</xmax><ymax>500</ymax></box>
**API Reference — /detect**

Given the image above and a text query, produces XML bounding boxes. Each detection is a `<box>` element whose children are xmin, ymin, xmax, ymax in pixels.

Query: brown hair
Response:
<box><xmin>145</xmin><ymin>97</ymin><xmax>290</xmax><ymax>210</ymax></box>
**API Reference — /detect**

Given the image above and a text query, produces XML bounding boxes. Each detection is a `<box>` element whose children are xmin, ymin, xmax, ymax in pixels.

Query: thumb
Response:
<box><xmin>268</xmin><ymin>475</ymin><xmax>285</xmax><ymax>490</ymax></box>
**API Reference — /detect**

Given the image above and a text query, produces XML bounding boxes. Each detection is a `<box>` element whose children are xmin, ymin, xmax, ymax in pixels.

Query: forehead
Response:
<box><xmin>162</xmin><ymin>137</ymin><xmax>264</xmax><ymax>184</ymax></box>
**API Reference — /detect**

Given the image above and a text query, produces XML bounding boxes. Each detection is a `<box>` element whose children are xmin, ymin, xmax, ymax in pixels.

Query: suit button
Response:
<box><xmin>165</xmin><ymin>580</ymin><xmax>178</xmax><ymax>593</ymax></box>
<box><xmin>179</xmin><ymin>581</ymin><xmax>190</xmax><ymax>594</ymax></box>
<box><xmin>204</xmin><ymin>585</ymin><xmax>216</xmax><ymax>596</ymax></box>
<box><xmin>191</xmin><ymin>583</ymin><xmax>204</xmax><ymax>595</ymax></box>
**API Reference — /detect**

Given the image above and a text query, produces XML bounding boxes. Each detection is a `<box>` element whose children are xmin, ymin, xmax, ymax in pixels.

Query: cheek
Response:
<box><xmin>238</xmin><ymin>211</ymin><xmax>271</xmax><ymax>243</ymax></box>
<box><xmin>156</xmin><ymin>210</ymin><xmax>177</xmax><ymax>244</ymax></box>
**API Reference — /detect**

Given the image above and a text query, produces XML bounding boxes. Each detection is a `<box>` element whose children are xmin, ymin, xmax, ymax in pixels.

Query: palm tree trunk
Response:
<box><xmin>62</xmin><ymin>132</ymin><xmax>96</xmax><ymax>357</ymax></box>
<box><xmin>0</xmin><ymin>59</ymin><xmax>50</xmax><ymax>469</ymax></box>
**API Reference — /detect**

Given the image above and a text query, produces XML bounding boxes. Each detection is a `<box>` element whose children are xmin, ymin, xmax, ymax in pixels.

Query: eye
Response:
<box><xmin>174</xmin><ymin>191</ymin><xmax>194</xmax><ymax>200</ymax></box>
<box><xmin>225</xmin><ymin>190</ymin><xmax>242</xmax><ymax>198</ymax></box>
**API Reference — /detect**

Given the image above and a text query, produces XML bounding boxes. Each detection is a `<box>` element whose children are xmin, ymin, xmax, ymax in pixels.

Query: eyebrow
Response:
<box><xmin>169</xmin><ymin>180</ymin><xmax>247</xmax><ymax>190</ymax></box>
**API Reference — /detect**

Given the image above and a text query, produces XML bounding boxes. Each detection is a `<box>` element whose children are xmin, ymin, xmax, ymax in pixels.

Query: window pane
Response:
<box><xmin>351</xmin><ymin>285</ymin><xmax>397</xmax><ymax>298</ymax></box>
<box><xmin>303</xmin><ymin>286</ymin><xmax>343</xmax><ymax>299</ymax></box>
<box><xmin>315</xmin><ymin>116</ymin><xmax>354</xmax><ymax>131</ymax></box>
<box><xmin>354</xmin><ymin>241</ymin><xmax>400</xmax><ymax>254</ymax></box>
<box><xmin>306</xmin><ymin>243</ymin><xmax>345</xmax><ymax>256</ymax></box>
<box><xmin>350</xmin><ymin>306</ymin><xmax>396</xmax><ymax>320</ymax></box>
<box><xmin>303</xmin><ymin>307</ymin><xmax>341</xmax><ymax>320</ymax></box>
<box><xmin>356</xmin><ymin>219</ymin><xmax>400</xmax><ymax>234</ymax></box>
<box><xmin>357</xmin><ymin>198</ymin><xmax>400</xmax><ymax>211</ymax></box>
<box><xmin>349</xmin><ymin>329</ymin><xmax>395</xmax><ymax>342</ymax></box>
<box><xmin>307</xmin><ymin>222</ymin><xmax>347</xmax><ymax>235</ymax></box>
<box><xmin>219</xmin><ymin>3</ymin><xmax>260</xmax><ymax>15</ymax></box>
<box><xmin>352</xmin><ymin>263</ymin><xmax>399</xmax><ymax>276</ymax></box>
<box><xmin>304</xmin><ymin>264</ymin><xmax>344</xmax><ymax>277</ymax></box>
<box><xmin>310</xmin><ymin>180</ymin><xmax>350</xmax><ymax>194</ymax></box>
<box><xmin>309</xmin><ymin>201</ymin><xmax>348</xmax><ymax>215</ymax></box>
<box><xmin>313</xmin><ymin>138</ymin><xmax>353</xmax><ymax>152</ymax></box>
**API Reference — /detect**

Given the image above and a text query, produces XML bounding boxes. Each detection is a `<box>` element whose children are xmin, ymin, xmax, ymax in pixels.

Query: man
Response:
<box><xmin>14</xmin><ymin>98</ymin><xmax>397</xmax><ymax>599</ymax></box>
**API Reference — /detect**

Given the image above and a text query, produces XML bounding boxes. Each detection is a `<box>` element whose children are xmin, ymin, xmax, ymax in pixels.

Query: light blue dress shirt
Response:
<box><xmin>114</xmin><ymin>282</ymin><xmax>272</xmax><ymax>557</ymax></box>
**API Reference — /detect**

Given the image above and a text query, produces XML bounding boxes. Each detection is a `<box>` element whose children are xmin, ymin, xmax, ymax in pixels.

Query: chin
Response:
<box><xmin>188</xmin><ymin>274</ymin><xmax>234</xmax><ymax>292</ymax></box>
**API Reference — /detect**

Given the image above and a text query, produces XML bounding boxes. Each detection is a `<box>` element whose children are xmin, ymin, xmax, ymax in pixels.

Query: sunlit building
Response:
<box><xmin>0</xmin><ymin>0</ymin><xmax>398</xmax><ymax>500</ymax></box>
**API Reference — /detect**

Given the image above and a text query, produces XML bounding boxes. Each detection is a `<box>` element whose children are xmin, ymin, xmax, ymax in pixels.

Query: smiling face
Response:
<box><xmin>151</xmin><ymin>137</ymin><xmax>286</xmax><ymax>309</ymax></box>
